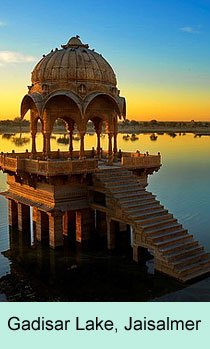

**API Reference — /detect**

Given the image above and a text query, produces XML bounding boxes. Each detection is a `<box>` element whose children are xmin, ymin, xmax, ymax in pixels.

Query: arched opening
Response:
<box><xmin>85</xmin><ymin>94</ymin><xmax>120</xmax><ymax>161</ymax></box>
<box><xmin>42</xmin><ymin>94</ymin><xmax>82</xmax><ymax>158</ymax></box>
<box><xmin>53</xmin><ymin>116</ymin><xmax>77</xmax><ymax>158</ymax></box>
<box><xmin>31</xmin><ymin>117</ymin><xmax>44</xmax><ymax>155</ymax></box>
<box><xmin>88</xmin><ymin>116</ymin><xmax>104</xmax><ymax>159</ymax></box>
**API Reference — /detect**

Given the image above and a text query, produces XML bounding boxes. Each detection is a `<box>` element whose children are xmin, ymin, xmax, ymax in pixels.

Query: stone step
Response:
<box><xmin>125</xmin><ymin>202</ymin><xmax>164</xmax><ymax>212</ymax></box>
<box><xmin>155</xmin><ymin>234</ymin><xmax>193</xmax><ymax>249</ymax></box>
<box><xmin>111</xmin><ymin>187</ymin><xmax>149</xmax><ymax>196</ymax></box>
<box><xmin>165</xmin><ymin>245</ymin><xmax>204</xmax><ymax>261</ymax></box>
<box><xmin>177</xmin><ymin>259</ymin><xmax>210</xmax><ymax>276</ymax></box>
<box><xmin>123</xmin><ymin>201</ymin><xmax>160</xmax><ymax>212</ymax></box>
<box><xmin>108</xmin><ymin>185</ymin><xmax>145</xmax><ymax>192</ymax></box>
<box><xmin>147</xmin><ymin>228</ymin><xmax>187</xmax><ymax>243</ymax></box>
<box><xmin>114</xmin><ymin>189</ymin><xmax>155</xmax><ymax>198</ymax></box>
<box><xmin>96</xmin><ymin>171</ymin><xmax>132</xmax><ymax>179</ymax></box>
<box><xmin>98</xmin><ymin>174</ymin><xmax>138</xmax><ymax>181</ymax></box>
<box><xmin>107</xmin><ymin>181</ymin><xmax>145</xmax><ymax>189</ymax></box>
<box><xmin>144</xmin><ymin>221</ymin><xmax>182</xmax><ymax>234</ymax></box>
<box><xmin>129</xmin><ymin>209</ymin><xmax>170</xmax><ymax>221</ymax></box>
<box><xmin>172</xmin><ymin>251</ymin><xmax>209</xmax><ymax>268</ymax></box>
<box><xmin>179</xmin><ymin>265</ymin><xmax>210</xmax><ymax>282</ymax></box>
<box><xmin>142</xmin><ymin>217</ymin><xmax>177</xmax><ymax>230</ymax></box>
<box><xmin>119</xmin><ymin>195</ymin><xmax>156</xmax><ymax>204</ymax></box>
<box><xmin>127</xmin><ymin>206</ymin><xmax>166</xmax><ymax>217</ymax></box>
<box><xmin>159</xmin><ymin>240</ymin><xmax>198</xmax><ymax>255</ymax></box>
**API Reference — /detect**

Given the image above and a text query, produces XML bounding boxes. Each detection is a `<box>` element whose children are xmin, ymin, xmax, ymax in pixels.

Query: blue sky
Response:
<box><xmin>0</xmin><ymin>0</ymin><xmax>210</xmax><ymax>120</ymax></box>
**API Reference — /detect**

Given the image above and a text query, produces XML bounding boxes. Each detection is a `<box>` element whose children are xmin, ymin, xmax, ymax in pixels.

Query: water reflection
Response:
<box><xmin>2</xmin><ymin>226</ymin><xmax>181</xmax><ymax>301</ymax></box>
<box><xmin>150</xmin><ymin>133</ymin><xmax>158</xmax><ymax>141</ymax></box>
<box><xmin>11</xmin><ymin>134</ymin><xmax>30</xmax><ymax>147</ymax></box>
<box><xmin>0</xmin><ymin>132</ymin><xmax>210</xmax><ymax>300</ymax></box>
<box><xmin>57</xmin><ymin>135</ymin><xmax>69</xmax><ymax>145</ymax></box>
<box><xmin>2</xmin><ymin>133</ymin><xmax>15</xmax><ymax>139</ymax></box>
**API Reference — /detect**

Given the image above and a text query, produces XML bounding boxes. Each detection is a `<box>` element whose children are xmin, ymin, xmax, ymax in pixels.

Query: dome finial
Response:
<box><xmin>61</xmin><ymin>36</ymin><xmax>89</xmax><ymax>49</ymax></box>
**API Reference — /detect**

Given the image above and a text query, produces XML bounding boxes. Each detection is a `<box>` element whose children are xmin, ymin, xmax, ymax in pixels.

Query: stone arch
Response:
<box><xmin>84</xmin><ymin>93</ymin><xmax>122</xmax><ymax>119</ymax></box>
<box><xmin>42</xmin><ymin>91</ymin><xmax>83</xmax><ymax>119</ymax></box>
<box><xmin>84</xmin><ymin>94</ymin><xmax>120</xmax><ymax>159</ymax></box>
<box><xmin>41</xmin><ymin>93</ymin><xmax>83</xmax><ymax>157</ymax></box>
<box><xmin>52</xmin><ymin>116</ymin><xmax>77</xmax><ymax>158</ymax></box>
<box><xmin>20</xmin><ymin>93</ymin><xmax>43</xmax><ymax>119</ymax></box>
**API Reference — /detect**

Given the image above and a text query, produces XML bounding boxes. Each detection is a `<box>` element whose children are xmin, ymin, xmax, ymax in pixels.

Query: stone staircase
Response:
<box><xmin>94</xmin><ymin>168</ymin><xmax>210</xmax><ymax>282</ymax></box>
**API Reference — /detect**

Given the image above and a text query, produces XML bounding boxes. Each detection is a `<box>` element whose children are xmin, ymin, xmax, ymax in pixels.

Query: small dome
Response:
<box><xmin>63</xmin><ymin>35</ymin><xmax>89</xmax><ymax>48</ymax></box>
<box><xmin>31</xmin><ymin>36</ymin><xmax>117</xmax><ymax>89</ymax></box>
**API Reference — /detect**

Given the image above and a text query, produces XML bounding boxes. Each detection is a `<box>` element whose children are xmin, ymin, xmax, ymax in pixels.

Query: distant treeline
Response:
<box><xmin>0</xmin><ymin>118</ymin><xmax>29</xmax><ymax>127</ymax></box>
<box><xmin>119</xmin><ymin>120</ymin><xmax>210</xmax><ymax>128</ymax></box>
<box><xmin>0</xmin><ymin>118</ymin><xmax>210</xmax><ymax>130</ymax></box>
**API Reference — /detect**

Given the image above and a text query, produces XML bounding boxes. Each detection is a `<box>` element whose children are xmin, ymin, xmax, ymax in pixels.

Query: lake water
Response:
<box><xmin>0</xmin><ymin>132</ymin><xmax>210</xmax><ymax>301</ymax></box>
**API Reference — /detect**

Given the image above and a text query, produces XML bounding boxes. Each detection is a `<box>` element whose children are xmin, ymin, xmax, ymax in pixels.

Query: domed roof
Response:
<box><xmin>31</xmin><ymin>36</ymin><xmax>117</xmax><ymax>87</ymax></box>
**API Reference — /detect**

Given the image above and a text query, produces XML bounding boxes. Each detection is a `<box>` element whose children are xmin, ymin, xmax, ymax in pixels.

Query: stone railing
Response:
<box><xmin>0</xmin><ymin>153</ymin><xmax>98</xmax><ymax>176</ymax></box>
<box><xmin>0</xmin><ymin>153</ymin><xmax>25</xmax><ymax>172</ymax></box>
<box><xmin>121</xmin><ymin>153</ymin><xmax>161</xmax><ymax>169</ymax></box>
<box><xmin>24</xmin><ymin>158</ymin><xmax>98</xmax><ymax>176</ymax></box>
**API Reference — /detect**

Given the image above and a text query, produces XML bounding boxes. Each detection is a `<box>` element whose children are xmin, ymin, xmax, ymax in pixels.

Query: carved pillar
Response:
<box><xmin>8</xmin><ymin>199</ymin><xmax>18</xmax><ymax>227</ymax></box>
<box><xmin>96</xmin><ymin>131</ymin><xmax>101</xmax><ymax>157</ymax></box>
<box><xmin>113</xmin><ymin>116</ymin><xmax>118</xmax><ymax>155</ymax></box>
<box><xmin>69</xmin><ymin>129</ymin><xmax>73</xmax><ymax>158</ymax></box>
<box><xmin>76</xmin><ymin>208</ymin><xmax>94</xmax><ymax>243</ymax></box>
<box><xmin>17</xmin><ymin>203</ymin><xmax>30</xmax><ymax>232</ymax></box>
<box><xmin>79</xmin><ymin>132</ymin><xmax>85</xmax><ymax>159</ymax></box>
<box><xmin>95</xmin><ymin>210</ymin><xmax>107</xmax><ymax>238</ymax></box>
<box><xmin>133</xmin><ymin>244</ymin><xmax>141</xmax><ymax>262</ymax></box>
<box><xmin>42</xmin><ymin>133</ymin><xmax>46</xmax><ymax>154</ymax></box>
<box><xmin>67</xmin><ymin>121</ymin><xmax>74</xmax><ymax>158</ymax></box>
<box><xmin>48</xmin><ymin>211</ymin><xmax>64</xmax><ymax>248</ymax></box>
<box><xmin>32</xmin><ymin>207</ymin><xmax>37</xmax><ymax>240</ymax></box>
<box><xmin>44</xmin><ymin>132</ymin><xmax>51</xmax><ymax>158</ymax></box>
<box><xmin>31</xmin><ymin>132</ymin><xmax>37</xmax><ymax>155</ymax></box>
<box><xmin>63</xmin><ymin>212</ymin><xmax>68</xmax><ymax>236</ymax></box>
<box><xmin>108</xmin><ymin>133</ymin><xmax>113</xmax><ymax>157</ymax></box>
<box><xmin>113</xmin><ymin>133</ymin><xmax>117</xmax><ymax>155</ymax></box>
<box><xmin>30</xmin><ymin>111</ymin><xmax>38</xmax><ymax>156</ymax></box>
<box><xmin>106</xmin><ymin>216</ymin><xmax>116</xmax><ymax>250</ymax></box>
<box><xmin>36</xmin><ymin>210</ymin><xmax>49</xmax><ymax>243</ymax></box>
<box><xmin>93</xmin><ymin>119</ymin><xmax>102</xmax><ymax>158</ymax></box>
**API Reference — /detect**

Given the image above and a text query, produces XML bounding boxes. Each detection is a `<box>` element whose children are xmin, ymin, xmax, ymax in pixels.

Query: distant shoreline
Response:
<box><xmin>0</xmin><ymin>120</ymin><xmax>210</xmax><ymax>135</ymax></box>
<box><xmin>0</xmin><ymin>127</ymin><xmax>210</xmax><ymax>135</ymax></box>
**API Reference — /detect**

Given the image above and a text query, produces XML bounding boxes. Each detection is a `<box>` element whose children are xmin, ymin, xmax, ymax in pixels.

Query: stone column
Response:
<box><xmin>106</xmin><ymin>216</ymin><xmax>116</xmax><ymax>250</ymax></box>
<box><xmin>113</xmin><ymin>132</ymin><xmax>117</xmax><ymax>155</ymax></box>
<box><xmin>36</xmin><ymin>209</ymin><xmax>49</xmax><ymax>243</ymax></box>
<box><xmin>17</xmin><ymin>203</ymin><xmax>30</xmax><ymax>232</ymax></box>
<box><xmin>108</xmin><ymin>133</ymin><xmax>113</xmax><ymax>157</ymax></box>
<box><xmin>63</xmin><ymin>212</ymin><xmax>68</xmax><ymax>236</ymax></box>
<box><xmin>95</xmin><ymin>210</ymin><xmax>107</xmax><ymax>238</ymax></box>
<box><xmin>69</xmin><ymin>129</ymin><xmax>73</xmax><ymax>158</ymax></box>
<box><xmin>42</xmin><ymin>133</ymin><xmax>46</xmax><ymax>154</ymax></box>
<box><xmin>32</xmin><ymin>207</ymin><xmax>38</xmax><ymax>241</ymax></box>
<box><xmin>45</xmin><ymin>132</ymin><xmax>51</xmax><ymax>158</ymax></box>
<box><xmin>79</xmin><ymin>132</ymin><xmax>85</xmax><ymax>159</ymax></box>
<box><xmin>113</xmin><ymin>116</ymin><xmax>118</xmax><ymax>156</ymax></box>
<box><xmin>76</xmin><ymin>208</ymin><xmax>94</xmax><ymax>243</ymax></box>
<box><xmin>133</xmin><ymin>244</ymin><xmax>141</xmax><ymax>262</ymax></box>
<box><xmin>96</xmin><ymin>131</ymin><xmax>101</xmax><ymax>158</ymax></box>
<box><xmin>8</xmin><ymin>199</ymin><xmax>18</xmax><ymax>227</ymax></box>
<box><xmin>48</xmin><ymin>211</ymin><xmax>64</xmax><ymax>248</ymax></box>
<box><xmin>36</xmin><ymin>210</ymin><xmax>42</xmax><ymax>242</ymax></box>
<box><xmin>31</xmin><ymin>131</ymin><xmax>37</xmax><ymax>155</ymax></box>
<box><xmin>32</xmin><ymin>207</ymin><xmax>37</xmax><ymax>225</ymax></box>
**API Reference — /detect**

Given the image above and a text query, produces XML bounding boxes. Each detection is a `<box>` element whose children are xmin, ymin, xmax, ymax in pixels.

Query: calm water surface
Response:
<box><xmin>0</xmin><ymin>132</ymin><xmax>210</xmax><ymax>301</ymax></box>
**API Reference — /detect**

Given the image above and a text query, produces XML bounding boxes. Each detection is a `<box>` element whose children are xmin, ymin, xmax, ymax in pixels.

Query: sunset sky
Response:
<box><xmin>0</xmin><ymin>0</ymin><xmax>210</xmax><ymax>121</ymax></box>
